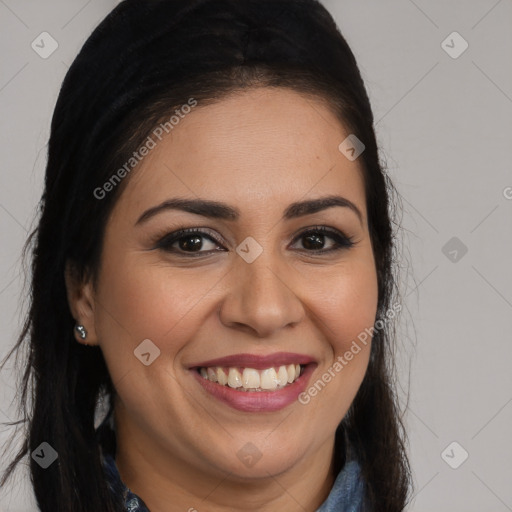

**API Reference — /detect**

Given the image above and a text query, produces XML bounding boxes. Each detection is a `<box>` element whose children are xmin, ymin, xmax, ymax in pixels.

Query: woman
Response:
<box><xmin>0</xmin><ymin>0</ymin><xmax>412</xmax><ymax>510</ymax></box>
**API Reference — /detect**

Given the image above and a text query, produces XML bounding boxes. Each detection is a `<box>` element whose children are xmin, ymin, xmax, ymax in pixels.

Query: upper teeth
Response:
<box><xmin>199</xmin><ymin>364</ymin><xmax>302</xmax><ymax>391</ymax></box>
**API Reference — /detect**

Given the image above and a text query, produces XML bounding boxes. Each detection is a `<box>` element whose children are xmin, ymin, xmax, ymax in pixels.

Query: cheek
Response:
<box><xmin>306</xmin><ymin>254</ymin><xmax>378</xmax><ymax>397</ymax></box>
<box><xmin>93</xmin><ymin>255</ymin><xmax>223</xmax><ymax>371</ymax></box>
<box><xmin>297</xmin><ymin>259</ymin><xmax>377</xmax><ymax>424</ymax></box>
<box><xmin>312</xmin><ymin>256</ymin><xmax>379</xmax><ymax>350</ymax></box>
<box><xmin>96</xmin><ymin>252</ymin><xmax>378</xmax><ymax>340</ymax></box>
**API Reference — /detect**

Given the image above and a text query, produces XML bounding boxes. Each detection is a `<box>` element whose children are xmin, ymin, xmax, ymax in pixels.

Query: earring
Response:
<box><xmin>75</xmin><ymin>324</ymin><xmax>88</xmax><ymax>340</ymax></box>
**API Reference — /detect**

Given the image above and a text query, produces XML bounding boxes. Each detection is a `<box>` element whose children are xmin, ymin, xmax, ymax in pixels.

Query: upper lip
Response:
<box><xmin>189</xmin><ymin>352</ymin><xmax>316</xmax><ymax>370</ymax></box>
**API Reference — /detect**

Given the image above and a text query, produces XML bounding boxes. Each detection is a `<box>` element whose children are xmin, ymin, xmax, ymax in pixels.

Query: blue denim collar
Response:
<box><xmin>101</xmin><ymin>452</ymin><xmax>365</xmax><ymax>512</ymax></box>
<box><xmin>315</xmin><ymin>459</ymin><xmax>365</xmax><ymax>512</ymax></box>
<box><xmin>102</xmin><ymin>452</ymin><xmax>151</xmax><ymax>512</ymax></box>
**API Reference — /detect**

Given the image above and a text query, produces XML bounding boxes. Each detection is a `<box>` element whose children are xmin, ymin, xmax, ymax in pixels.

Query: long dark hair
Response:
<box><xmin>0</xmin><ymin>0</ymin><xmax>412</xmax><ymax>510</ymax></box>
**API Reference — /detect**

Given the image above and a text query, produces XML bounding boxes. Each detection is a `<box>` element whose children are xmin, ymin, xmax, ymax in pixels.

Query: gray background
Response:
<box><xmin>1</xmin><ymin>1</ymin><xmax>511</xmax><ymax>510</ymax></box>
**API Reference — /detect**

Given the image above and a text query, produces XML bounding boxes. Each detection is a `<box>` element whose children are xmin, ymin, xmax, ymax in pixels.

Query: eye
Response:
<box><xmin>155</xmin><ymin>227</ymin><xmax>225</xmax><ymax>256</ymax></box>
<box><xmin>154</xmin><ymin>225</ymin><xmax>356</xmax><ymax>257</ymax></box>
<box><xmin>290</xmin><ymin>226</ymin><xmax>355</xmax><ymax>254</ymax></box>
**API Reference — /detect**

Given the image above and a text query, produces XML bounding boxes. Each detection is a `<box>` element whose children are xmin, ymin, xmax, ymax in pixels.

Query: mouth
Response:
<box><xmin>188</xmin><ymin>352</ymin><xmax>316</xmax><ymax>412</ymax></box>
<box><xmin>196</xmin><ymin>363</ymin><xmax>304</xmax><ymax>392</ymax></box>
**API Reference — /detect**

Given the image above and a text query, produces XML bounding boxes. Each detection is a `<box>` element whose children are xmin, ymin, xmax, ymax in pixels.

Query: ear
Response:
<box><xmin>64</xmin><ymin>261</ymin><xmax>99</xmax><ymax>346</ymax></box>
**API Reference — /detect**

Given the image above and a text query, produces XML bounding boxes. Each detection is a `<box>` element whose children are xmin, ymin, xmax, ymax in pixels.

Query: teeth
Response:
<box><xmin>228</xmin><ymin>368</ymin><xmax>242</xmax><ymax>388</ymax></box>
<box><xmin>260</xmin><ymin>368</ymin><xmax>278</xmax><ymax>390</ymax></box>
<box><xmin>217</xmin><ymin>367</ymin><xmax>228</xmax><ymax>386</ymax></box>
<box><xmin>286</xmin><ymin>364</ymin><xmax>295</xmax><ymax>383</ymax></box>
<box><xmin>277</xmin><ymin>366</ymin><xmax>289</xmax><ymax>386</ymax></box>
<box><xmin>207</xmin><ymin>367</ymin><xmax>218</xmax><ymax>382</ymax></box>
<box><xmin>199</xmin><ymin>364</ymin><xmax>303</xmax><ymax>391</ymax></box>
<box><xmin>242</xmin><ymin>368</ymin><xmax>260</xmax><ymax>389</ymax></box>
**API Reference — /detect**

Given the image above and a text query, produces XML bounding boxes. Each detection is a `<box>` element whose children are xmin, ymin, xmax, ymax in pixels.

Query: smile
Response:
<box><xmin>198</xmin><ymin>364</ymin><xmax>303</xmax><ymax>391</ymax></box>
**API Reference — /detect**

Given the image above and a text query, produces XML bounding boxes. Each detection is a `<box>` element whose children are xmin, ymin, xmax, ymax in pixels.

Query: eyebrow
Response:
<box><xmin>135</xmin><ymin>195</ymin><xmax>364</xmax><ymax>226</ymax></box>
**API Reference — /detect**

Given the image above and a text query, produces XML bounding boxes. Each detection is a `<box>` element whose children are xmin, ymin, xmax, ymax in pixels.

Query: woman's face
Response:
<box><xmin>71</xmin><ymin>87</ymin><xmax>378</xmax><ymax>484</ymax></box>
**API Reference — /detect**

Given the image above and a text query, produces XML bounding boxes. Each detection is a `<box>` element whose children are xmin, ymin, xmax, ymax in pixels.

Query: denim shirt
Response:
<box><xmin>102</xmin><ymin>451</ymin><xmax>365</xmax><ymax>512</ymax></box>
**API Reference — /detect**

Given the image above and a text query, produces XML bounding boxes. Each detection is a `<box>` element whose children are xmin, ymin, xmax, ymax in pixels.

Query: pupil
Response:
<box><xmin>180</xmin><ymin>235</ymin><xmax>202</xmax><ymax>251</ymax></box>
<box><xmin>303</xmin><ymin>233</ymin><xmax>324</xmax><ymax>250</ymax></box>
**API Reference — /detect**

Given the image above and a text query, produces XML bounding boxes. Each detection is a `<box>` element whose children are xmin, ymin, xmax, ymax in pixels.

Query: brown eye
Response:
<box><xmin>157</xmin><ymin>228</ymin><xmax>225</xmax><ymax>255</ymax></box>
<box><xmin>302</xmin><ymin>232</ymin><xmax>327</xmax><ymax>251</ymax></box>
<box><xmin>155</xmin><ymin>225</ymin><xmax>355</xmax><ymax>258</ymax></box>
<box><xmin>292</xmin><ymin>226</ymin><xmax>355</xmax><ymax>253</ymax></box>
<box><xmin>176</xmin><ymin>234</ymin><xmax>208</xmax><ymax>252</ymax></box>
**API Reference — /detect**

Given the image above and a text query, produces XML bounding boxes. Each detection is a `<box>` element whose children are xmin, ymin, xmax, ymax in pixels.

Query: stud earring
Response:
<box><xmin>75</xmin><ymin>324</ymin><xmax>88</xmax><ymax>340</ymax></box>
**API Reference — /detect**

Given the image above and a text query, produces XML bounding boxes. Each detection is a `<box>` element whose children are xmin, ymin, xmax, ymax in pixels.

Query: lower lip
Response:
<box><xmin>191</xmin><ymin>364</ymin><xmax>316</xmax><ymax>412</ymax></box>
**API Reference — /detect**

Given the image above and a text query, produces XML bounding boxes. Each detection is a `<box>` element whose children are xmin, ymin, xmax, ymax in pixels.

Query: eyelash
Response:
<box><xmin>154</xmin><ymin>225</ymin><xmax>356</xmax><ymax>257</ymax></box>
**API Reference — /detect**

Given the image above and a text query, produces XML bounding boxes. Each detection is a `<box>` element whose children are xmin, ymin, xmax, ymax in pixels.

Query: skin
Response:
<box><xmin>66</xmin><ymin>87</ymin><xmax>379</xmax><ymax>512</ymax></box>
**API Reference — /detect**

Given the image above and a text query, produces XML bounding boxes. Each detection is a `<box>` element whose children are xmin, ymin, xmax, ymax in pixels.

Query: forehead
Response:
<box><xmin>116</xmin><ymin>87</ymin><xmax>367</xmax><ymax>221</ymax></box>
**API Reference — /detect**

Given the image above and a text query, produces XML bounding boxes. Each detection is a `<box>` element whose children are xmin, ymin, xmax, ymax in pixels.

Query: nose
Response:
<box><xmin>219</xmin><ymin>254</ymin><xmax>305</xmax><ymax>338</ymax></box>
